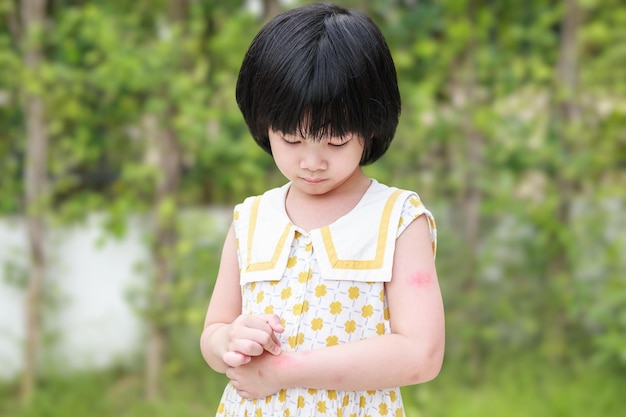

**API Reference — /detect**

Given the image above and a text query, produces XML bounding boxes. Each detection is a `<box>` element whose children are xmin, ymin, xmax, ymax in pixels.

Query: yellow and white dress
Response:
<box><xmin>215</xmin><ymin>179</ymin><xmax>436</xmax><ymax>417</ymax></box>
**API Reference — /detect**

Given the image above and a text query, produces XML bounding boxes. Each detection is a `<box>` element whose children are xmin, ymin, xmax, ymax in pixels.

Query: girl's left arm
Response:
<box><xmin>226</xmin><ymin>215</ymin><xmax>445</xmax><ymax>399</ymax></box>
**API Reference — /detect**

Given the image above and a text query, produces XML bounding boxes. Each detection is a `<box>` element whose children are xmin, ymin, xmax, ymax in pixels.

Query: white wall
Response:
<box><xmin>0</xmin><ymin>215</ymin><xmax>149</xmax><ymax>380</ymax></box>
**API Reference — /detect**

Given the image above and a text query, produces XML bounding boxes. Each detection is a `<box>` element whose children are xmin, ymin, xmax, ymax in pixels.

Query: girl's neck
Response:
<box><xmin>284</xmin><ymin>172</ymin><xmax>371</xmax><ymax>232</ymax></box>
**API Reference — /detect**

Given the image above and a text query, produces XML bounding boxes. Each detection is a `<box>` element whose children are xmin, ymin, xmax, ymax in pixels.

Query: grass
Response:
<box><xmin>402</xmin><ymin>357</ymin><xmax>624</xmax><ymax>417</ymax></box>
<box><xmin>0</xmin><ymin>369</ymin><xmax>229</xmax><ymax>417</ymax></box>
<box><xmin>1</xmin><ymin>357</ymin><xmax>623</xmax><ymax>417</ymax></box>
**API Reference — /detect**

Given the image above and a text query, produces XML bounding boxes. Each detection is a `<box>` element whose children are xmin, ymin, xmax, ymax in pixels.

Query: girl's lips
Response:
<box><xmin>302</xmin><ymin>177</ymin><xmax>325</xmax><ymax>184</ymax></box>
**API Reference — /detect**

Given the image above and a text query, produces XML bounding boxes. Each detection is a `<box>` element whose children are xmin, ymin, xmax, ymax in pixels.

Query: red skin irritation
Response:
<box><xmin>407</xmin><ymin>271</ymin><xmax>433</xmax><ymax>287</ymax></box>
<box><xmin>274</xmin><ymin>353</ymin><xmax>293</xmax><ymax>368</ymax></box>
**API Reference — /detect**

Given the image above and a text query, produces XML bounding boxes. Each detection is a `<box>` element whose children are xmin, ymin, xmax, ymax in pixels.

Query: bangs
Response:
<box><xmin>268</xmin><ymin>83</ymin><xmax>368</xmax><ymax>141</ymax></box>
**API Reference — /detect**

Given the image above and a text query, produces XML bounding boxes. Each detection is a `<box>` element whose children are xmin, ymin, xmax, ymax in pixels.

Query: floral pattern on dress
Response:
<box><xmin>215</xmin><ymin>193</ymin><xmax>436</xmax><ymax>417</ymax></box>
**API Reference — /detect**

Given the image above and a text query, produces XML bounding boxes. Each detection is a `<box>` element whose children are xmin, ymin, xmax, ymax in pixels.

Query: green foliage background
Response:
<box><xmin>1</xmin><ymin>0</ymin><xmax>625</xmax><ymax>415</ymax></box>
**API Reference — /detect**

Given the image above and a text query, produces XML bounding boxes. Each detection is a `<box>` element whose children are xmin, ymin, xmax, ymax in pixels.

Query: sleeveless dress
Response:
<box><xmin>215</xmin><ymin>180</ymin><xmax>436</xmax><ymax>417</ymax></box>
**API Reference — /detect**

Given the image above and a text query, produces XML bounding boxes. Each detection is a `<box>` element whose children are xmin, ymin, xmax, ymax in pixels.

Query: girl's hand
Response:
<box><xmin>226</xmin><ymin>351</ymin><xmax>286</xmax><ymax>399</ymax></box>
<box><xmin>222</xmin><ymin>314</ymin><xmax>284</xmax><ymax>367</ymax></box>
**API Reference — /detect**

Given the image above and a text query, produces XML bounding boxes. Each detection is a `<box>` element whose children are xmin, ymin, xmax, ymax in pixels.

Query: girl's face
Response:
<box><xmin>268</xmin><ymin>128</ymin><xmax>365</xmax><ymax>196</ymax></box>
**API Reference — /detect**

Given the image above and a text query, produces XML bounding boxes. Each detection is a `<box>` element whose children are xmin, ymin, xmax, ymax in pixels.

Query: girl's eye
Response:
<box><xmin>329</xmin><ymin>141</ymin><xmax>348</xmax><ymax>148</ymax></box>
<box><xmin>283</xmin><ymin>139</ymin><xmax>300</xmax><ymax>145</ymax></box>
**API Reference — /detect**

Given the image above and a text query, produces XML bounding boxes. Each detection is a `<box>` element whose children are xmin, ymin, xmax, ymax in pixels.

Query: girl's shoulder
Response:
<box><xmin>372</xmin><ymin>180</ymin><xmax>436</xmax><ymax>255</ymax></box>
<box><xmin>396</xmin><ymin>191</ymin><xmax>437</xmax><ymax>256</ymax></box>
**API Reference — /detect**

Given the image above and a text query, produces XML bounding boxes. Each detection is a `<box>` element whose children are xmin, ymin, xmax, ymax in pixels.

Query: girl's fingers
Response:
<box><xmin>231</xmin><ymin>314</ymin><xmax>283</xmax><ymax>355</ymax></box>
<box><xmin>257</xmin><ymin>314</ymin><xmax>283</xmax><ymax>354</ymax></box>
<box><xmin>228</xmin><ymin>336</ymin><xmax>266</xmax><ymax>357</ymax></box>
<box><xmin>223</xmin><ymin>351</ymin><xmax>250</xmax><ymax>367</ymax></box>
<box><xmin>259</xmin><ymin>314</ymin><xmax>285</xmax><ymax>333</ymax></box>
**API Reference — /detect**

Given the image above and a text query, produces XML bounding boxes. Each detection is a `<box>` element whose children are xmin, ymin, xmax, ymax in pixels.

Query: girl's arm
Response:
<box><xmin>200</xmin><ymin>225</ymin><xmax>283</xmax><ymax>373</ymax></box>
<box><xmin>227</xmin><ymin>215</ymin><xmax>445</xmax><ymax>399</ymax></box>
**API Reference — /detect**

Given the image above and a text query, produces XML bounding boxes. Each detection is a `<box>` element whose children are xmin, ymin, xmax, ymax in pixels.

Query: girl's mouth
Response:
<box><xmin>302</xmin><ymin>177</ymin><xmax>325</xmax><ymax>184</ymax></box>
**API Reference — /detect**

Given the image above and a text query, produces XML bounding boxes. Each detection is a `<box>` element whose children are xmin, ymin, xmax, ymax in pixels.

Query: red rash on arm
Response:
<box><xmin>407</xmin><ymin>271</ymin><xmax>433</xmax><ymax>287</ymax></box>
<box><xmin>274</xmin><ymin>352</ymin><xmax>295</xmax><ymax>368</ymax></box>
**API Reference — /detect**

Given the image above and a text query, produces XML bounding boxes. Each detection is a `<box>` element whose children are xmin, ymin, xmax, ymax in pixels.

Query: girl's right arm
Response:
<box><xmin>200</xmin><ymin>224</ymin><xmax>283</xmax><ymax>373</ymax></box>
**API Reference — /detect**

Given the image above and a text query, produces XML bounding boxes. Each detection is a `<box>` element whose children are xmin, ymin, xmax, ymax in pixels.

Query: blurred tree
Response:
<box><xmin>18</xmin><ymin>0</ymin><xmax>49</xmax><ymax>404</ymax></box>
<box><xmin>262</xmin><ymin>0</ymin><xmax>281</xmax><ymax>19</ymax></box>
<box><xmin>542</xmin><ymin>0</ymin><xmax>582</xmax><ymax>362</ymax></box>
<box><xmin>143</xmin><ymin>0</ymin><xmax>185</xmax><ymax>401</ymax></box>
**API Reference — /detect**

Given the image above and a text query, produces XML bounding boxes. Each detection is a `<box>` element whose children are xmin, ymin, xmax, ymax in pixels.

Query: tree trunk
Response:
<box><xmin>262</xmin><ymin>0</ymin><xmax>280</xmax><ymax>20</ymax></box>
<box><xmin>144</xmin><ymin>0</ymin><xmax>186</xmax><ymax>400</ymax></box>
<box><xmin>144</xmin><ymin>121</ymin><xmax>182</xmax><ymax>400</ymax></box>
<box><xmin>544</xmin><ymin>0</ymin><xmax>582</xmax><ymax>361</ymax></box>
<box><xmin>20</xmin><ymin>0</ymin><xmax>48</xmax><ymax>405</ymax></box>
<box><xmin>451</xmin><ymin>1</ymin><xmax>485</xmax><ymax>380</ymax></box>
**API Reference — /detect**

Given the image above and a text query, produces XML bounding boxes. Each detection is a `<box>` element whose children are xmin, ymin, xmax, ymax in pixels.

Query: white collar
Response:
<box><xmin>237</xmin><ymin>180</ymin><xmax>415</xmax><ymax>283</ymax></box>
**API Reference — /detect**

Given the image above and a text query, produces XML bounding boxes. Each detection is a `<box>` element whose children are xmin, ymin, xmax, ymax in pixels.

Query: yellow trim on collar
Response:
<box><xmin>246</xmin><ymin>196</ymin><xmax>292</xmax><ymax>272</ymax></box>
<box><xmin>319</xmin><ymin>189</ymin><xmax>405</xmax><ymax>270</ymax></box>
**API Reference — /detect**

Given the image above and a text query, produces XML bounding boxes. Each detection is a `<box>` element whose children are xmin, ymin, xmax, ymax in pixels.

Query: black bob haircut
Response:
<box><xmin>235</xmin><ymin>3</ymin><xmax>401</xmax><ymax>165</ymax></box>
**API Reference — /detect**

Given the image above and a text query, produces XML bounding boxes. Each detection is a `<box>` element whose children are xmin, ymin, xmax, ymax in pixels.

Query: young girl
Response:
<box><xmin>200</xmin><ymin>3</ymin><xmax>445</xmax><ymax>416</ymax></box>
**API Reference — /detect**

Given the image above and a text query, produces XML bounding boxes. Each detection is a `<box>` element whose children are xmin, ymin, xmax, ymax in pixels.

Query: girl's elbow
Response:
<box><xmin>426</xmin><ymin>340</ymin><xmax>445</xmax><ymax>380</ymax></box>
<box><xmin>407</xmin><ymin>343</ymin><xmax>444</xmax><ymax>384</ymax></box>
<box><xmin>421</xmin><ymin>353</ymin><xmax>443</xmax><ymax>382</ymax></box>
<box><xmin>424</xmin><ymin>331</ymin><xmax>445</xmax><ymax>380</ymax></box>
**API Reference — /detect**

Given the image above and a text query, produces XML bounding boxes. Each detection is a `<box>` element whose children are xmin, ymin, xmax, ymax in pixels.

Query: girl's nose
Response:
<box><xmin>299</xmin><ymin>147</ymin><xmax>327</xmax><ymax>171</ymax></box>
